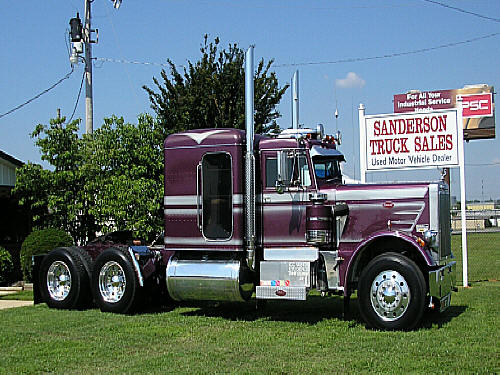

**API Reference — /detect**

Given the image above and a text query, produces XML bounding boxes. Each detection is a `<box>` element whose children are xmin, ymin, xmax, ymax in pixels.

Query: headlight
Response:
<box><xmin>423</xmin><ymin>230</ymin><xmax>438</xmax><ymax>248</ymax></box>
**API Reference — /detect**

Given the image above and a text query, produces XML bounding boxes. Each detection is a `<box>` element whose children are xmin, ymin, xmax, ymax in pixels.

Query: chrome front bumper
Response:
<box><xmin>428</xmin><ymin>261</ymin><xmax>456</xmax><ymax>311</ymax></box>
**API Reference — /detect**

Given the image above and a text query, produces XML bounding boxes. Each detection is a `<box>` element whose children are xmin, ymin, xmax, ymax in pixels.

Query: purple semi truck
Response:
<box><xmin>33</xmin><ymin>49</ymin><xmax>455</xmax><ymax>330</ymax></box>
<box><xmin>33</xmin><ymin>123</ymin><xmax>456</xmax><ymax>330</ymax></box>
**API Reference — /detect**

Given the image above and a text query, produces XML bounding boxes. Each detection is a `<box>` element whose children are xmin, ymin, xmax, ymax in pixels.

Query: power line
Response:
<box><xmin>0</xmin><ymin>68</ymin><xmax>74</xmax><ymax>119</ymax></box>
<box><xmin>421</xmin><ymin>0</ymin><xmax>500</xmax><ymax>23</ymax></box>
<box><xmin>95</xmin><ymin>57</ymin><xmax>172</xmax><ymax>68</ymax></box>
<box><xmin>466</xmin><ymin>162</ymin><xmax>500</xmax><ymax>167</ymax></box>
<box><xmin>95</xmin><ymin>31</ymin><xmax>500</xmax><ymax>70</ymax></box>
<box><xmin>274</xmin><ymin>32</ymin><xmax>500</xmax><ymax>67</ymax></box>
<box><xmin>67</xmin><ymin>69</ymin><xmax>86</xmax><ymax>124</ymax></box>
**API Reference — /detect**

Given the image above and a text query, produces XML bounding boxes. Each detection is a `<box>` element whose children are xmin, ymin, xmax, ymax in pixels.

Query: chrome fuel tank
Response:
<box><xmin>166</xmin><ymin>258</ymin><xmax>254</xmax><ymax>302</ymax></box>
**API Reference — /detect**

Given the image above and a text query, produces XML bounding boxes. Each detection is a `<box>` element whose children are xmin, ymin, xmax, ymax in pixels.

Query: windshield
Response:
<box><xmin>313</xmin><ymin>158</ymin><xmax>342</xmax><ymax>182</ymax></box>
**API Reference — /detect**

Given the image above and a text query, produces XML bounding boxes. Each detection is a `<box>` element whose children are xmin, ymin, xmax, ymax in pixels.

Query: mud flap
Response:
<box><xmin>32</xmin><ymin>254</ymin><xmax>45</xmax><ymax>304</ymax></box>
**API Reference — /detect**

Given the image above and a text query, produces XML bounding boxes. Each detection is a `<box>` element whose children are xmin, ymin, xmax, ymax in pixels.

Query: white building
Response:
<box><xmin>0</xmin><ymin>150</ymin><xmax>23</xmax><ymax>198</ymax></box>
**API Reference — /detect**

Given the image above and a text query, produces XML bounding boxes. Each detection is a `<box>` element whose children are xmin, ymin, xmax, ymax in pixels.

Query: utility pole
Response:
<box><xmin>69</xmin><ymin>1</ymin><xmax>122</xmax><ymax>134</ymax></box>
<box><xmin>84</xmin><ymin>0</ymin><xmax>94</xmax><ymax>135</ymax></box>
<box><xmin>57</xmin><ymin>108</ymin><xmax>62</xmax><ymax>128</ymax></box>
<box><xmin>443</xmin><ymin>167</ymin><xmax>450</xmax><ymax>187</ymax></box>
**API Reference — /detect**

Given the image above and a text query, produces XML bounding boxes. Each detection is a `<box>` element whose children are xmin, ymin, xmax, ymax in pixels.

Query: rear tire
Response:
<box><xmin>91</xmin><ymin>247</ymin><xmax>140</xmax><ymax>314</ymax></box>
<box><xmin>39</xmin><ymin>247</ymin><xmax>91</xmax><ymax>309</ymax></box>
<box><xmin>358</xmin><ymin>252</ymin><xmax>426</xmax><ymax>330</ymax></box>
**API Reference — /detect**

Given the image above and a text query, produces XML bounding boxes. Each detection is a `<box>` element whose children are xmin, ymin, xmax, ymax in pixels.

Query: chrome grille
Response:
<box><xmin>438</xmin><ymin>183</ymin><xmax>451</xmax><ymax>258</ymax></box>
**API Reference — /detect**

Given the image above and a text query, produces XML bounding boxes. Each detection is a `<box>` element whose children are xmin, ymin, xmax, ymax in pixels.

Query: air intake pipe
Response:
<box><xmin>245</xmin><ymin>46</ymin><xmax>256</xmax><ymax>271</ymax></box>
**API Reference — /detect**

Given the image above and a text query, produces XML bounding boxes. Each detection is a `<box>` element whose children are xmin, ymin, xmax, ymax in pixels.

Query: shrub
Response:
<box><xmin>0</xmin><ymin>246</ymin><xmax>14</xmax><ymax>286</ymax></box>
<box><xmin>20</xmin><ymin>228</ymin><xmax>73</xmax><ymax>282</ymax></box>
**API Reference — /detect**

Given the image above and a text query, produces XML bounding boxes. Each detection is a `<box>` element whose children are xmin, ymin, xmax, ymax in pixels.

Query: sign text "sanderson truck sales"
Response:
<box><xmin>364</xmin><ymin>110</ymin><xmax>459</xmax><ymax>171</ymax></box>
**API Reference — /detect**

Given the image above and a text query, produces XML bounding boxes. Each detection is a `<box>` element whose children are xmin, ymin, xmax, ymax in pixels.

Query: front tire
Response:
<box><xmin>39</xmin><ymin>247</ymin><xmax>91</xmax><ymax>309</ymax></box>
<box><xmin>91</xmin><ymin>247</ymin><xmax>140</xmax><ymax>314</ymax></box>
<box><xmin>358</xmin><ymin>252</ymin><xmax>426</xmax><ymax>330</ymax></box>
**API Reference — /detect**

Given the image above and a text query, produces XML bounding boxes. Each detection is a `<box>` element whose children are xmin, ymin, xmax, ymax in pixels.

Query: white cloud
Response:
<box><xmin>336</xmin><ymin>72</ymin><xmax>366</xmax><ymax>89</ymax></box>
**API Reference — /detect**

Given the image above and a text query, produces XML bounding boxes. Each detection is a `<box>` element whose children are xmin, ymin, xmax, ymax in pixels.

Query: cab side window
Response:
<box><xmin>265</xmin><ymin>157</ymin><xmax>278</xmax><ymax>188</ymax></box>
<box><xmin>264</xmin><ymin>151</ymin><xmax>311</xmax><ymax>189</ymax></box>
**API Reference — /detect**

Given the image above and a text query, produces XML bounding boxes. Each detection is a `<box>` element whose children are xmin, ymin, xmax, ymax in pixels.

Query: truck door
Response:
<box><xmin>260</xmin><ymin>149</ymin><xmax>315</xmax><ymax>249</ymax></box>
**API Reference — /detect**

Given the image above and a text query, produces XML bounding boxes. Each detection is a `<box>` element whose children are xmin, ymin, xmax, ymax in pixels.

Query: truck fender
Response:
<box><xmin>127</xmin><ymin>246</ymin><xmax>148</xmax><ymax>287</ymax></box>
<box><xmin>343</xmin><ymin>231</ymin><xmax>433</xmax><ymax>297</ymax></box>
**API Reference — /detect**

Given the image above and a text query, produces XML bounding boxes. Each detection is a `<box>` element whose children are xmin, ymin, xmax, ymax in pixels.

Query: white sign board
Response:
<box><xmin>358</xmin><ymin>103</ymin><xmax>468</xmax><ymax>286</ymax></box>
<box><xmin>361</xmin><ymin>109</ymin><xmax>460</xmax><ymax>172</ymax></box>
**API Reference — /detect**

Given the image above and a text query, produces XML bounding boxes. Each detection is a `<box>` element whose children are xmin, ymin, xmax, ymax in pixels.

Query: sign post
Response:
<box><xmin>456</xmin><ymin>98</ymin><xmax>468</xmax><ymax>287</ymax></box>
<box><xmin>358</xmin><ymin>104</ymin><xmax>367</xmax><ymax>183</ymax></box>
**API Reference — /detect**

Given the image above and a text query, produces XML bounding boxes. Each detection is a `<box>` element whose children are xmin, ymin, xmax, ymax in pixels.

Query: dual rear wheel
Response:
<box><xmin>39</xmin><ymin>247</ymin><xmax>140</xmax><ymax>314</ymax></box>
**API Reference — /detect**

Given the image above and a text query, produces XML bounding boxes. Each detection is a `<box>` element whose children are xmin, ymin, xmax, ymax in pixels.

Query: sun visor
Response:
<box><xmin>310</xmin><ymin>145</ymin><xmax>345</xmax><ymax>161</ymax></box>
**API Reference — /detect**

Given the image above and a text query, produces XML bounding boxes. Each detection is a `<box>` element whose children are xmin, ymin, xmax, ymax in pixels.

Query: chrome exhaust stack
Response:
<box><xmin>292</xmin><ymin>70</ymin><xmax>299</xmax><ymax>129</ymax></box>
<box><xmin>245</xmin><ymin>46</ymin><xmax>256</xmax><ymax>271</ymax></box>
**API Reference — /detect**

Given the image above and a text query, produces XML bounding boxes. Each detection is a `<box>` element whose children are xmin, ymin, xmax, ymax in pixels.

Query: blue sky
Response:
<box><xmin>1</xmin><ymin>0</ymin><xmax>499</xmax><ymax>200</ymax></box>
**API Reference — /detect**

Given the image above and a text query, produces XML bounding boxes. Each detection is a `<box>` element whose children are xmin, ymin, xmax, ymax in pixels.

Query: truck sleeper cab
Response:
<box><xmin>162</xmin><ymin>127</ymin><xmax>456</xmax><ymax>330</ymax></box>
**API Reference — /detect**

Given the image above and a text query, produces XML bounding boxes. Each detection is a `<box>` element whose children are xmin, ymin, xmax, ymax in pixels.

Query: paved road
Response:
<box><xmin>0</xmin><ymin>299</ymin><xmax>33</xmax><ymax>310</ymax></box>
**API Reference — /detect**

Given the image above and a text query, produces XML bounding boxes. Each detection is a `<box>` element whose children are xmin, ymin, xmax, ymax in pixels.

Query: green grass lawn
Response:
<box><xmin>0</xmin><ymin>281</ymin><xmax>498</xmax><ymax>374</ymax></box>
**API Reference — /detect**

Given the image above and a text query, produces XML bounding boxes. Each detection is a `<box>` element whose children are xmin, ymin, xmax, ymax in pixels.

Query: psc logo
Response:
<box><xmin>461</xmin><ymin>93</ymin><xmax>493</xmax><ymax>118</ymax></box>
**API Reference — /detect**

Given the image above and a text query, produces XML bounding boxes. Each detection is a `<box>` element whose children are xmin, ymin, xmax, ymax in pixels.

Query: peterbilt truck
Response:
<box><xmin>33</xmin><ymin>122</ymin><xmax>456</xmax><ymax>330</ymax></box>
<box><xmin>33</xmin><ymin>50</ymin><xmax>455</xmax><ymax>330</ymax></box>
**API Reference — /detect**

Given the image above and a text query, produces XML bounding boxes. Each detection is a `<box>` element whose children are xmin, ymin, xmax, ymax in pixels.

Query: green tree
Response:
<box><xmin>82</xmin><ymin>114</ymin><xmax>164</xmax><ymax>240</ymax></box>
<box><xmin>14</xmin><ymin>117</ymin><xmax>97</xmax><ymax>244</ymax></box>
<box><xmin>143</xmin><ymin>35</ymin><xmax>288</xmax><ymax>136</ymax></box>
<box><xmin>15</xmin><ymin>115</ymin><xmax>164</xmax><ymax>243</ymax></box>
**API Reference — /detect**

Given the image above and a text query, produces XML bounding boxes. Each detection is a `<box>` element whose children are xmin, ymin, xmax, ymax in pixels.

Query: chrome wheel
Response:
<box><xmin>370</xmin><ymin>270</ymin><xmax>410</xmax><ymax>321</ymax></box>
<box><xmin>47</xmin><ymin>261</ymin><xmax>72</xmax><ymax>301</ymax></box>
<box><xmin>99</xmin><ymin>261</ymin><xmax>126</xmax><ymax>303</ymax></box>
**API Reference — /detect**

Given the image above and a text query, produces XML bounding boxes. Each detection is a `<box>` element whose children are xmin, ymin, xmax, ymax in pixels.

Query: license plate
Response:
<box><xmin>440</xmin><ymin>293</ymin><xmax>451</xmax><ymax>312</ymax></box>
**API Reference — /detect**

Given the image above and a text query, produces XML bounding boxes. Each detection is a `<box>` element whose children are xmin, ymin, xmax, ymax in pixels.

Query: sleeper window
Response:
<box><xmin>202</xmin><ymin>153</ymin><xmax>232</xmax><ymax>240</ymax></box>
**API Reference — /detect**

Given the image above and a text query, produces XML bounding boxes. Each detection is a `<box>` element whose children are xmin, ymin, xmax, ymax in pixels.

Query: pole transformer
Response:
<box><xmin>69</xmin><ymin>1</ymin><xmax>122</xmax><ymax>134</ymax></box>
